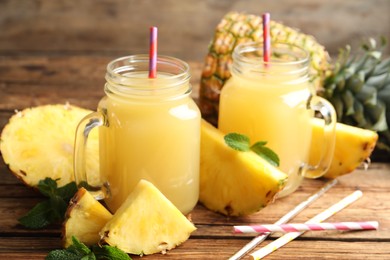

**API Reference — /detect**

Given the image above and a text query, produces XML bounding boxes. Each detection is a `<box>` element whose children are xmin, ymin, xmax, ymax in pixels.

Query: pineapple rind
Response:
<box><xmin>310</xmin><ymin>118</ymin><xmax>378</xmax><ymax>179</ymax></box>
<box><xmin>100</xmin><ymin>179</ymin><xmax>196</xmax><ymax>255</ymax></box>
<box><xmin>200</xmin><ymin>120</ymin><xmax>287</xmax><ymax>216</ymax></box>
<box><xmin>63</xmin><ymin>187</ymin><xmax>113</xmax><ymax>247</ymax></box>
<box><xmin>0</xmin><ymin>104</ymin><xmax>99</xmax><ymax>187</ymax></box>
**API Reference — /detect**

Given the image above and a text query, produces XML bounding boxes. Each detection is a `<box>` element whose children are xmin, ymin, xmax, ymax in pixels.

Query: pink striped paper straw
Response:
<box><xmin>250</xmin><ymin>190</ymin><xmax>363</xmax><ymax>260</ymax></box>
<box><xmin>149</xmin><ymin>26</ymin><xmax>158</xmax><ymax>78</ymax></box>
<box><xmin>234</xmin><ymin>221</ymin><xmax>378</xmax><ymax>234</ymax></box>
<box><xmin>262</xmin><ymin>13</ymin><xmax>271</xmax><ymax>63</ymax></box>
<box><xmin>229</xmin><ymin>179</ymin><xmax>337</xmax><ymax>260</ymax></box>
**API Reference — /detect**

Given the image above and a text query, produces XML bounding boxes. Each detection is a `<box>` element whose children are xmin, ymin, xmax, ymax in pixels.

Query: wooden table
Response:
<box><xmin>1</xmin><ymin>55</ymin><xmax>390</xmax><ymax>259</ymax></box>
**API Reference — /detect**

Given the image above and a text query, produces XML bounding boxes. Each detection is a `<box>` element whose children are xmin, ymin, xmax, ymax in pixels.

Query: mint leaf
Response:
<box><xmin>71</xmin><ymin>236</ymin><xmax>92</xmax><ymax>256</ymax></box>
<box><xmin>46</xmin><ymin>249</ymin><xmax>84</xmax><ymax>260</ymax></box>
<box><xmin>18</xmin><ymin>200</ymin><xmax>52</xmax><ymax>229</ymax></box>
<box><xmin>46</xmin><ymin>236</ymin><xmax>131</xmax><ymax>260</ymax></box>
<box><xmin>224</xmin><ymin>133</ymin><xmax>250</xmax><ymax>151</ymax></box>
<box><xmin>37</xmin><ymin>178</ymin><xmax>59</xmax><ymax>197</ymax></box>
<box><xmin>57</xmin><ymin>182</ymin><xmax>78</xmax><ymax>201</ymax></box>
<box><xmin>224</xmin><ymin>133</ymin><xmax>280</xmax><ymax>167</ymax></box>
<box><xmin>251</xmin><ymin>141</ymin><xmax>280</xmax><ymax>167</ymax></box>
<box><xmin>19</xmin><ymin>178</ymin><xmax>78</xmax><ymax>229</ymax></box>
<box><xmin>92</xmin><ymin>245</ymin><xmax>131</xmax><ymax>260</ymax></box>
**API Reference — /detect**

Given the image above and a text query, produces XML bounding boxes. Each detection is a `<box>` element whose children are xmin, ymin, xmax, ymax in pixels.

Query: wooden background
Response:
<box><xmin>1</xmin><ymin>0</ymin><xmax>389</xmax><ymax>63</ymax></box>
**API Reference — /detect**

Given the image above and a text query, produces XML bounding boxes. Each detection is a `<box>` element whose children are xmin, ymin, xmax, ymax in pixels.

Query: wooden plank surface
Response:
<box><xmin>1</xmin><ymin>0</ymin><xmax>389</xmax><ymax>61</ymax></box>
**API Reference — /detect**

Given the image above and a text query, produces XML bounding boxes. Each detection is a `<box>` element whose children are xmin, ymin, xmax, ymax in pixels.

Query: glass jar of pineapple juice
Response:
<box><xmin>74</xmin><ymin>55</ymin><xmax>200</xmax><ymax>214</ymax></box>
<box><xmin>219</xmin><ymin>42</ymin><xmax>336</xmax><ymax>197</ymax></box>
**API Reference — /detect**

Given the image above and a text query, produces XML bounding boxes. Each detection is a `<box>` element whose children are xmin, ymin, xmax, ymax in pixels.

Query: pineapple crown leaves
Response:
<box><xmin>18</xmin><ymin>178</ymin><xmax>78</xmax><ymax>229</ymax></box>
<box><xmin>323</xmin><ymin>37</ymin><xmax>390</xmax><ymax>138</ymax></box>
<box><xmin>224</xmin><ymin>133</ymin><xmax>280</xmax><ymax>167</ymax></box>
<box><xmin>46</xmin><ymin>236</ymin><xmax>131</xmax><ymax>260</ymax></box>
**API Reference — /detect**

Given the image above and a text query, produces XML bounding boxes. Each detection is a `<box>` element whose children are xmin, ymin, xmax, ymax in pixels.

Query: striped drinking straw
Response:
<box><xmin>250</xmin><ymin>190</ymin><xmax>364</xmax><ymax>259</ymax></box>
<box><xmin>262</xmin><ymin>13</ymin><xmax>271</xmax><ymax>63</ymax></box>
<box><xmin>149</xmin><ymin>26</ymin><xmax>158</xmax><ymax>78</ymax></box>
<box><xmin>234</xmin><ymin>221</ymin><xmax>378</xmax><ymax>234</ymax></box>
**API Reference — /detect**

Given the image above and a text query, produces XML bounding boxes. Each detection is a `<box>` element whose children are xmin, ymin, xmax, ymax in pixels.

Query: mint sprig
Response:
<box><xmin>46</xmin><ymin>236</ymin><xmax>131</xmax><ymax>260</ymax></box>
<box><xmin>18</xmin><ymin>178</ymin><xmax>78</xmax><ymax>229</ymax></box>
<box><xmin>224</xmin><ymin>133</ymin><xmax>280</xmax><ymax>167</ymax></box>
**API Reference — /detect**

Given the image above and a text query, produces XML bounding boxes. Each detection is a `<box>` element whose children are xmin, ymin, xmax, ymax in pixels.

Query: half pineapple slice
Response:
<box><xmin>200</xmin><ymin>120</ymin><xmax>287</xmax><ymax>216</ymax></box>
<box><xmin>0</xmin><ymin>104</ymin><xmax>99</xmax><ymax>187</ymax></box>
<box><xmin>100</xmin><ymin>179</ymin><xmax>196</xmax><ymax>255</ymax></box>
<box><xmin>310</xmin><ymin>118</ymin><xmax>378</xmax><ymax>179</ymax></box>
<box><xmin>63</xmin><ymin>187</ymin><xmax>113</xmax><ymax>247</ymax></box>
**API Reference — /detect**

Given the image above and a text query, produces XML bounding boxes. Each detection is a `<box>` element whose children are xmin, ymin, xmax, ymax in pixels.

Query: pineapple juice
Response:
<box><xmin>74</xmin><ymin>55</ymin><xmax>200</xmax><ymax>214</ymax></box>
<box><xmin>99</xmin><ymin>72</ymin><xmax>200</xmax><ymax>214</ymax></box>
<box><xmin>218</xmin><ymin>42</ymin><xmax>336</xmax><ymax>197</ymax></box>
<box><xmin>219</xmin><ymin>70</ymin><xmax>313</xmax><ymax>196</ymax></box>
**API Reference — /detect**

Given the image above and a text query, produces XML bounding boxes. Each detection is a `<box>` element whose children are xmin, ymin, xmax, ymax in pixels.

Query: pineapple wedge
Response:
<box><xmin>63</xmin><ymin>187</ymin><xmax>112</xmax><ymax>247</ymax></box>
<box><xmin>310</xmin><ymin>118</ymin><xmax>378</xmax><ymax>179</ymax></box>
<box><xmin>0</xmin><ymin>104</ymin><xmax>99</xmax><ymax>187</ymax></box>
<box><xmin>200</xmin><ymin>119</ymin><xmax>287</xmax><ymax>216</ymax></box>
<box><xmin>100</xmin><ymin>179</ymin><xmax>196</xmax><ymax>255</ymax></box>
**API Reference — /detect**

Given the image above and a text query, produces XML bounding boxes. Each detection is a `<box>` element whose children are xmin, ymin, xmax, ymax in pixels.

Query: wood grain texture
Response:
<box><xmin>0</xmin><ymin>0</ymin><xmax>389</xmax><ymax>62</ymax></box>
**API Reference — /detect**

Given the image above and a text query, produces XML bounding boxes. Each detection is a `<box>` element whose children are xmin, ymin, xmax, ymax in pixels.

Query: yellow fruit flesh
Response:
<box><xmin>0</xmin><ymin>104</ymin><xmax>99</xmax><ymax>187</ymax></box>
<box><xmin>199</xmin><ymin>120</ymin><xmax>287</xmax><ymax>216</ymax></box>
<box><xmin>310</xmin><ymin>118</ymin><xmax>378</xmax><ymax>179</ymax></box>
<box><xmin>100</xmin><ymin>179</ymin><xmax>196</xmax><ymax>255</ymax></box>
<box><xmin>63</xmin><ymin>187</ymin><xmax>113</xmax><ymax>247</ymax></box>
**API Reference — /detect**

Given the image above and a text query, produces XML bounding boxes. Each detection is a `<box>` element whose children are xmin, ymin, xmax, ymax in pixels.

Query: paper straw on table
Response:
<box><xmin>250</xmin><ymin>190</ymin><xmax>363</xmax><ymax>260</ymax></box>
<box><xmin>229</xmin><ymin>179</ymin><xmax>338</xmax><ymax>260</ymax></box>
<box><xmin>234</xmin><ymin>221</ymin><xmax>378</xmax><ymax>234</ymax></box>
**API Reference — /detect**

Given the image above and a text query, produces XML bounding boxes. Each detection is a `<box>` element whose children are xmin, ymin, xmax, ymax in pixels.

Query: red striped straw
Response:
<box><xmin>148</xmin><ymin>26</ymin><xmax>158</xmax><ymax>78</ymax></box>
<box><xmin>234</xmin><ymin>221</ymin><xmax>379</xmax><ymax>234</ymax></box>
<box><xmin>262</xmin><ymin>13</ymin><xmax>271</xmax><ymax>63</ymax></box>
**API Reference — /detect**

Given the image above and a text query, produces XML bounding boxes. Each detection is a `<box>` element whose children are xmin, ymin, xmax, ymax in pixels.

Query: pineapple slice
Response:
<box><xmin>63</xmin><ymin>187</ymin><xmax>112</xmax><ymax>247</ymax></box>
<box><xmin>199</xmin><ymin>119</ymin><xmax>287</xmax><ymax>216</ymax></box>
<box><xmin>100</xmin><ymin>179</ymin><xmax>196</xmax><ymax>255</ymax></box>
<box><xmin>310</xmin><ymin>118</ymin><xmax>378</xmax><ymax>179</ymax></box>
<box><xmin>0</xmin><ymin>104</ymin><xmax>99</xmax><ymax>187</ymax></box>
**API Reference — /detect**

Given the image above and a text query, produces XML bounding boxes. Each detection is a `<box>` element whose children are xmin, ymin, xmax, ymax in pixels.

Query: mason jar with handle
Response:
<box><xmin>218</xmin><ymin>42</ymin><xmax>336</xmax><ymax>197</ymax></box>
<box><xmin>74</xmin><ymin>55</ymin><xmax>201</xmax><ymax>214</ymax></box>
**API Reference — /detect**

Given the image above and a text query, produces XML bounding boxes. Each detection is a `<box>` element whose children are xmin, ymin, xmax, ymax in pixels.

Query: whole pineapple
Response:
<box><xmin>199</xmin><ymin>11</ymin><xmax>330</xmax><ymax>125</ymax></box>
<box><xmin>321</xmin><ymin>38</ymin><xmax>390</xmax><ymax>157</ymax></box>
<box><xmin>199</xmin><ymin>12</ymin><xmax>389</xmax><ymax>159</ymax></box>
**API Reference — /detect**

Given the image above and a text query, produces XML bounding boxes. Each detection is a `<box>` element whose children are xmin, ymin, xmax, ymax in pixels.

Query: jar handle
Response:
<box><xmin>305</xmin><ymin>95</ymin><xmax>337</xmax><ymax>178</ymax></box>
<box><xmin>74</xmin><ymin>111</ymin><xmax>108</xmax><ymax>199</ymax></box>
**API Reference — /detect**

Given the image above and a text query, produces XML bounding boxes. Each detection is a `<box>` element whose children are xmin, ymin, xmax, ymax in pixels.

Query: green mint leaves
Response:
<box><xmin>46</xmin><ymin>236</ymin><xmax>131</xmax><ymax>260</ymax></box>
<box><xmin>18</xmin><ymin>178</ymin><xmax>78</xmax><ymax>229</ymax></box>
<box><xmin>224</xmin><ymin>133</ymin><xmax>280</xmax><ymax>167</ymax></box>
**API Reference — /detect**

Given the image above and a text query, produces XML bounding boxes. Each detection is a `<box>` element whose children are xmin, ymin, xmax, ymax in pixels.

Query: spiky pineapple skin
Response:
<box><xmin>100</xmin><ymin>179</ymin><xmax>196</xmax><ymax>255</ymax></box>
<box><xmin>199</xmin><ymin>12</ymin><xmax>330</xmax><ymax>125</ymax></box>
<box><xmin>63</xmin><ymin>187</ymin><xmax>113</xmax><ymax>247</ymax></box>
<box><xmin>0</xmin><ymin>104</ymin><xmax>99</xmax><ymax>187</ymax></box>
<box><xmin>199</xmin><ymin>119</ymin><xmax>287</xmax><ymax>216</ymax></box>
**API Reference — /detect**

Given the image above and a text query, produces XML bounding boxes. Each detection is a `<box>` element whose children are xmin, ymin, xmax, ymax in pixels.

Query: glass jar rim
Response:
<box><xmin>106</xmin><ymin>54</ymin><xmax>190</xmax><ymax>82</ymax></box>
<box><xmin>233</xmin><ymin>42</ymin><xmax>310</xmax><ymax>67</ymax></box>
<box><xmin>105</xmin><ymin>54</ymin><xmax>192</xmax><ymax>98</ymax></box>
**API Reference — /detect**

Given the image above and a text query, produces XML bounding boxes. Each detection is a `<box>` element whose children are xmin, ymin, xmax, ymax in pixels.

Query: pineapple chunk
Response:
<box><xmin>310</xmin><ymin>118</ymin><xmax>378</xmax><ymax>179</ymax></box>
<box><xmin>0</xmin><ymin>104</ymin><xmax>99</xmax><ymax>187</ymax></box>
<box><xmin>100</xmin><ymin>179</ymin><xmax>196</xmax><ymax>255</ymax></box>
<box><xmin>63</xmin><ymin>187</ymin><xmax>112</xmax><ymax>247</ymax></box>
<box><xmin>200</xmin><ymin>119</ymin><xmax>287</xmax><ymax>216</ymax></box>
